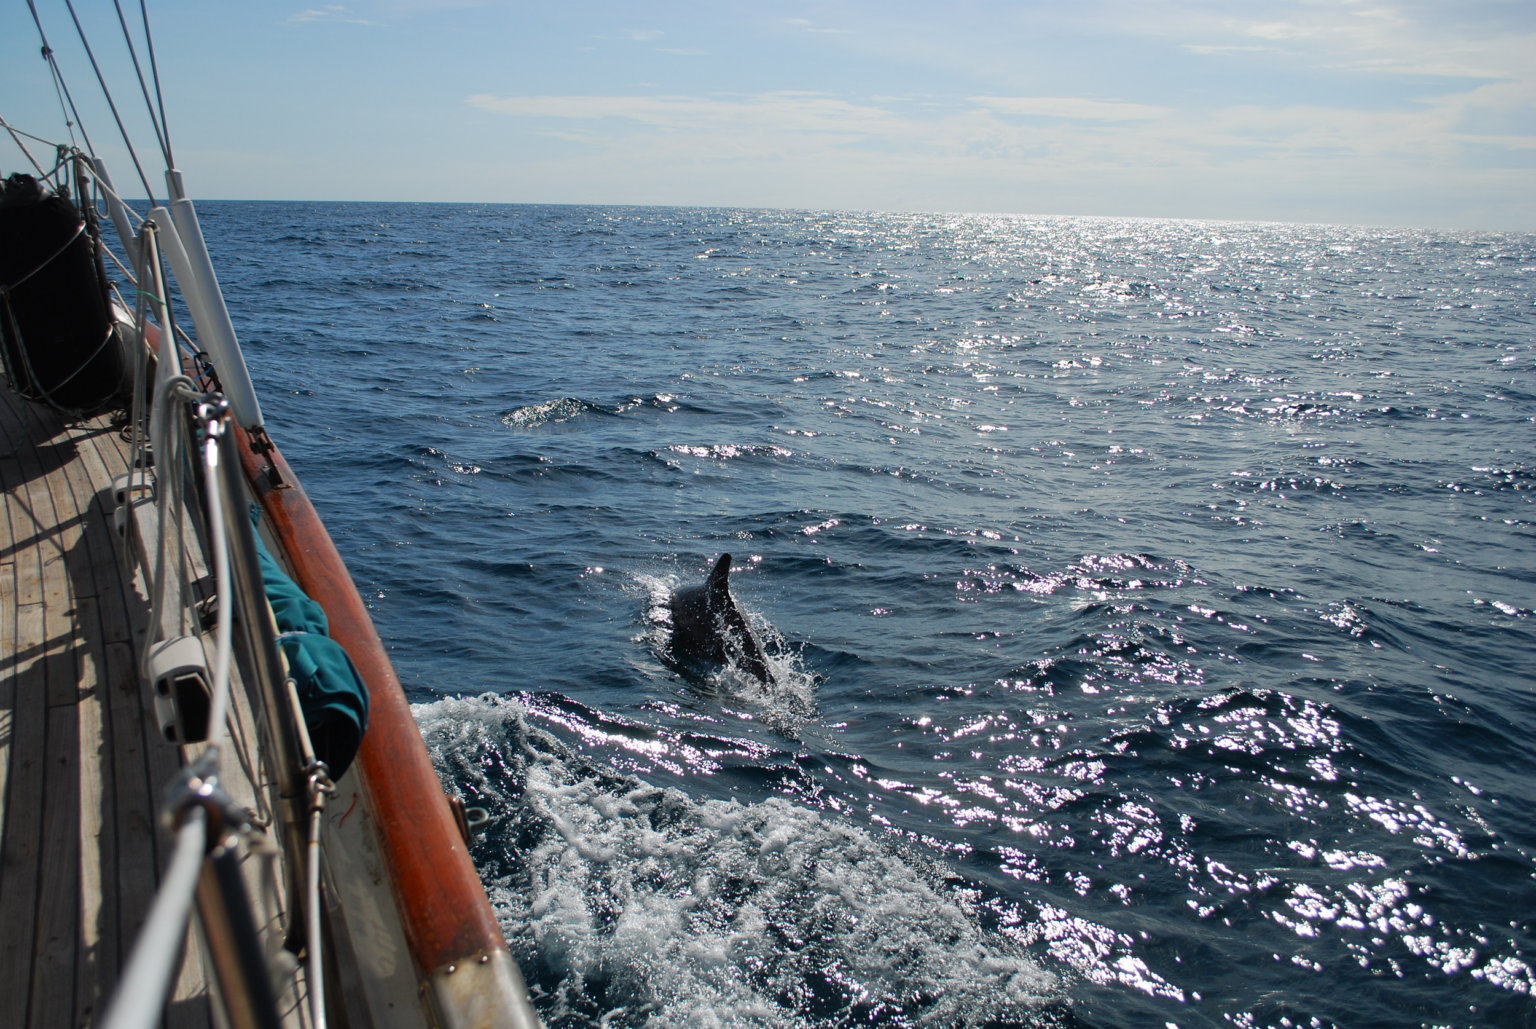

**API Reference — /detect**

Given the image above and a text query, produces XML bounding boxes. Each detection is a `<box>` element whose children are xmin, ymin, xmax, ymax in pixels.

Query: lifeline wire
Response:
<box><xmin>58</xmin><ymin>0</ymin><xmax>156</xmax><ymax>204</ymax></box>
<box><xmin>0</xmin><ymin>115</ymin><xmax>48</xmax><ymax>177</ymax></box>
<box><xmin>0</xmin><ymin>116</ymin><xmax>68</xmax><ymax>150</ymax></box>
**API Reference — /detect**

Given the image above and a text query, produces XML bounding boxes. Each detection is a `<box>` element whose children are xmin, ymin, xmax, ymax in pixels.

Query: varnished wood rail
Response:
<box><xmin>233</xmin><ymin>426</ymin><xmax>539</xmax><ymax>1029</ymax></box>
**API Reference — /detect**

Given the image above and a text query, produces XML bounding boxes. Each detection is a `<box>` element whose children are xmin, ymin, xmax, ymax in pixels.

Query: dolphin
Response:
<box><xmin>669</xmin><ymin>553</ymin><xmax>775</xmax><ymax>685</ymax></box>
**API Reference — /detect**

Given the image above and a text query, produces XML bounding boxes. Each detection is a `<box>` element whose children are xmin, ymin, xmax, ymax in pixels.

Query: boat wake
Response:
<box><xmin>415</xmin><ymin>694</ymin><xmax>1062</xmax><ymax>1029</ymax></box>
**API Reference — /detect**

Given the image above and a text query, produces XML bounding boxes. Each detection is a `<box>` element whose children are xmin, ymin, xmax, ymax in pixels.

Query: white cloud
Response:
<box><xmin>1175</xmin><ymin>2</ymin><xmax>1535</xmax><ymax>80</ymax></box>
<box><xmin>622</xmin><ymin>28</ymin><xmax>663</xmax><ymax>41</ymax></box>
<box><xmin>468</xmin><ymin>87</ymin><xmax>1533</xmax><ymax>162</ymax></box>
<box><xmin>1245</xmin><ymin>21</ymin><xmax>1313</xmax><ymax>42</ymax></box>
<box><xmin>785</xmin><ymin>17</ymin><xmax>850</xmax><ymax>35</ymax></box>
<box><xmin>973</xmin><ymin>97</ymin><xmax>1169</xmax><ymax>121</ymax></box>
<box><xmin>468</xmin><ymin>92</ymin><xmax>896</xmax><ymax>136</ymax></box>
<box><xmin>288</xmin><ymin>4</ymin><xmax>381</xmax><ymax>25</ymax></box>
<box><xmin>1183</xmin><ymin>44</ymin><xmax>1275</xmax><ymax>55</ymax></box>
<box><xmin>464</xmin><ymin>84</ymin><xmax>1534</xmax><ymax>226</ymax></box>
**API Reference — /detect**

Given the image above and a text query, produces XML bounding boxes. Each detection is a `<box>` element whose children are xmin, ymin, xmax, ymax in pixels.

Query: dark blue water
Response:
<box><xmin>193</xmin><ymin>203</ymin><xmax>1534</xmax><ymax>1028</ymax></box>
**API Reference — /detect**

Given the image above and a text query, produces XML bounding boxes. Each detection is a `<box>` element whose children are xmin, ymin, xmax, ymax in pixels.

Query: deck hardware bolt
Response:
<box><xmin>446</xmin><ymin>965</ymin><xmax>456</xmax><ymax>974</ymax></box>
<box><xmin>480</xmin><ymin>954</ymin><xmax>490</xmax><ymax>963</ymax></box>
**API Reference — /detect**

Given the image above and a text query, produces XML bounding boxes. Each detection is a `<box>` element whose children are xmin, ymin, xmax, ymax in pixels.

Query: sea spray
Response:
<box><xmin>415</xmin><ymin>694</ymin><xmax>1059</xmax><ymax>1028</ymax></box>
<box><xmin>635</xmin><ymin>571</ymin><xmax>818</xmax><ymax>737</ymax></box>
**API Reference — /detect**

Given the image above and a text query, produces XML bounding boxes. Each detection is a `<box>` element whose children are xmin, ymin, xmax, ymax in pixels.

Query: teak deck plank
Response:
<box><xmin>72</xmin><ymin>430</ymin><xmax>137</xmax><ymax>645</ymax></box>
<box><xmin>74</xmin><ymin>630</ymin><xmax>114</xmax><ymax>1029</ymax></box>
<box><xmin>70</xmin><ymin>420</ymin><xmax>177</xmax><ymax>1021</ymax></box>
<box><xmin>0</xmin><ymin>387</ymin><xmax>56</xmax><ymax>1020</ymax></box>
<box><xmin>29</xmin><ymin>704</ymin><xmax>82</xmax><ymax>1029</ymax></box>
<box><xmin>1</xmin><ymin>370</ymin><xmax>320</xmax><ymax>1029</ymax></box>
<box><xmin>104</xmin><ymin>635</ymin><xmax>162</xmax><ymax>983</ymax></box>
<box><xmin>16</xmin><ymin>411</ymin><xmax>82</xmax><ymax>1029</ymax></box>
<box><xmin>0</xmin><ymin>386</ymin><xmax>219</xmax><ymax>1028</ymax></box>
<box><xmin>50</xmin><ymin>419</ymin><xmax>130</xmax><ymax>1029</ymax></box>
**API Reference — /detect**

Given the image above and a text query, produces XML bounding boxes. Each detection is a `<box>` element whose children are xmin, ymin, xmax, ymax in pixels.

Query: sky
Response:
<box><xmin>1</xmin><ymin>1</ymin><xmax>1533</xmax><ymax>228</ymax></box>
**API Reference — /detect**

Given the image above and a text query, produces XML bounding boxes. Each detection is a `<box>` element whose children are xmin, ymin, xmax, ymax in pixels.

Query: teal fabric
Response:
<box><xmin>251</xmin><ymin>507</ymin><xmax>369</xmax><ymax>778</ymax></box>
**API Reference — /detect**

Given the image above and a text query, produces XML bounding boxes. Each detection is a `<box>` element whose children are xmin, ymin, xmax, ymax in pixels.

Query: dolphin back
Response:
<box><xmin>669</xmin><ymin>553</ymin><xmax>775</xmax><ymax>684</ymax></box>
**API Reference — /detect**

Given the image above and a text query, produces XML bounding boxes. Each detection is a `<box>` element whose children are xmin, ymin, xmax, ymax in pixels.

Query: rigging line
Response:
<box><xmin>0</xmin><ymin>116</ymin><xmax>68</xmax><ymax>149</ymax></box>
<box><xmin>105</xmin><ymin>244</ymin><xmax>138</xmax><ymax>286</ymax></box>
<box><xmin>45</xmin><ymin>43</ymin><xmax>76</xmax><ymax>147</ymax></box>
<box><xmin>23</xmin><ymin>0</ymin><xmax>96</xmax><ymax>158</ymax></box>
<box><xmin>50</xmin><ymin>55</ymin><xmax>96</xmax><ymax>158</ymax></box>
<box><xmin>139</xmin><ymin>0</ymin><xmax>173</xmax><ymax>169</ymax></box>
<box><xmin>111</xmin><ymin>0</ymin><xmax>170</xmax><ymax>168</ymax></box>
<box><xmin>58</xmin><ymin>0</ymin><xmax>157</xmax><ymax>206</ymax></box>
<box><xmin>0</xmin><ymin>118</ymin><xmax>49</xmax><ymax>177</ymax></box>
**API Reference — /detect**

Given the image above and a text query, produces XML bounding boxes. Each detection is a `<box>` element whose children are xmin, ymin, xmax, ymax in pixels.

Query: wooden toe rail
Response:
<box><xmin>233</xmin><ymin>427</ymin><xmax>509</xmax><ymax>980</ymax></box>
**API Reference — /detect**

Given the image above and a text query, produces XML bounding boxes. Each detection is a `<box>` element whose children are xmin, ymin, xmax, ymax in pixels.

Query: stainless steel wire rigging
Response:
<box><xmin>23</xmin><ymin>0</ymin><xmax>96</xmax><ymax>158</ymax></box>
<box><xmin>57</xmin><ymin>0</ymin><xmax>157</xmax><ymax>202</ymax></box>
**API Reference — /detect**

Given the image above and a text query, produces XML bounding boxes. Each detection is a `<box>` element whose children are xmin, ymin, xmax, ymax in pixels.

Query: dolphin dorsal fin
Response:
<box><xmin>707</xmin><ymin>553</ymin><xmax>733</xmax><ymax>601</ymax></box>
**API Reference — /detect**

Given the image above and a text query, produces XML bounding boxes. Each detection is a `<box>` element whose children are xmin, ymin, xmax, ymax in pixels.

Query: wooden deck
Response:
<box><xmin>0</xmin><ymin>386</ymin><xmax>219</xmax><ymax>1029</ymax></box>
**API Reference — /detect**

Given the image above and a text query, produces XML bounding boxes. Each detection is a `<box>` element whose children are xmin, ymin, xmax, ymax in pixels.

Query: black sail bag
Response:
<box><xmin>0</xmin><ymin>172</ymin><xmax>132</xmax><ymax>415</ymax></box>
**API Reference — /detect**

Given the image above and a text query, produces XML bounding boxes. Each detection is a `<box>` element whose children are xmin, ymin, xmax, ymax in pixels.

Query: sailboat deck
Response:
<box><xmin>0</xmin><ymin>388</ymin><xmax>218</xmax><ymax>1029</ymax></box>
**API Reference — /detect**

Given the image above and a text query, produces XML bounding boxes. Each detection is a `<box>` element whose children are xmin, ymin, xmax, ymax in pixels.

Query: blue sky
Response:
<box><xmin>2</xmin><ymin>1</ymin><xmax>1532</xmax><ymax>228</ymax></box>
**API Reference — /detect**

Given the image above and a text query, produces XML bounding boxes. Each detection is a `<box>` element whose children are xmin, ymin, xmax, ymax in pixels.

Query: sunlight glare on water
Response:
<box><xmin>199</xmin><ymin>204</ymin><xmax>1536</xmax><ymax>1028</ymax></box>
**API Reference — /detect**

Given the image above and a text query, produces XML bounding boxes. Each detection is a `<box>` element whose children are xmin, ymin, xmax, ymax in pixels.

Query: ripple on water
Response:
<box><xmin>203</xmin><ymin>204</ymin><xmax>1536</xmax><ymax>1028</ymax></box>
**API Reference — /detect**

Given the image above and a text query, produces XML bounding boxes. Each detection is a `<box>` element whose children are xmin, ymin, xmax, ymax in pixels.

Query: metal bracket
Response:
<box><xmin>423</xmin><ymin>950</ymin><xmax>543</xmax><ymax>1029</ymax></box>
<box><xmin>161</xmin><ymin>749</ymin><xmax>252</xmax><ymax>848</ymax></box>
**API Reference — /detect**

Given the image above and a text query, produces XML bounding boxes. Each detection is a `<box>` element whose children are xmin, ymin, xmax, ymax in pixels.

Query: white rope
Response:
<box><xmin>96</xmin><ymin>808</ymin><xmax>208</xmax><ymax>1029</ymax></box>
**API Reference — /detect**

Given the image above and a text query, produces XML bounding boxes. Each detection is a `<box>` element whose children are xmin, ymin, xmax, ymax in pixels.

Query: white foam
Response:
<box><xmin>415</xmin><ymin>694</ymin><xmax>1057</xmax><ymax>1028</ymax></box>
<box><xmin>503</xmin><ymin>397</ymin><xmax>593</xmax><ymax>427</ymax></box>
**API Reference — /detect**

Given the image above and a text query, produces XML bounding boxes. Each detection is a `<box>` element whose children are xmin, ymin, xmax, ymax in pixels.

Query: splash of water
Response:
<box><xmin>633</xmin><ymin>570</ymin><xmax>818</xmax><ymax>736</ymax></box>
<box><xmin>415</xmin><ymin>694</ymin><xmax>1061</xmax><ymax>1028</ymax></box>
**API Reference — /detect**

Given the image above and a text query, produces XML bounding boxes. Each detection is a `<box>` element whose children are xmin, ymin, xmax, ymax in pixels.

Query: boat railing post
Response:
<box><xmin>145</xmin><ymin>207</ymin><xmax>214</xmax><ymax>357</ymax></box>
<box><xmin>91</xmin><ymin>156</ymin><xmax>141</xmax><ymax>269</ymax></box>
<box><xmin>216</xmin><ymin>425</ymin><xmax>314</xmax><ymax>949</ymax></box>
<box><xmin>163</xmin><ymin>169</ymin><xmax>265</xmax><ymax>433</ymax></box>
<box><xmin>193</xmin><ymin>808</ymin><xmax>286</xmax><ymax>1029</ymax></box>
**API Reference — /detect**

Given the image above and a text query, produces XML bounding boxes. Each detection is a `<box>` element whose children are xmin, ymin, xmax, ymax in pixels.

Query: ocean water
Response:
<box><xmin>192</xmin><ymin>203</ymin><xmax>1534</xmax><ymax>1028</ymax></box>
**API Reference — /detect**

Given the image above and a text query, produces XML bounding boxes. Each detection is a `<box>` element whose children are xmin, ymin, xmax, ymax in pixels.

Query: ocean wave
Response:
<box><xmin>503</xmin><ymin>397</ymin><xmax>600</xmax><ymax>428</ymax></box>
<box><xmin>415</xmin><ymin>694</ymin><xmax>1060</xmax><ymax>1028</ymax></box>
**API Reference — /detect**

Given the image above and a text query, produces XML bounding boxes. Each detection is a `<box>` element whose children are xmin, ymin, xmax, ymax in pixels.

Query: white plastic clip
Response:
<box><xmin>148</xmin><ymin>636</ymin><xmax>212</xmax><ymax>744</ymax></box>
<box><xmin>111</xmin><ymin>468</ymin><xmax>154</xmax><ymax>505</ymax></box>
